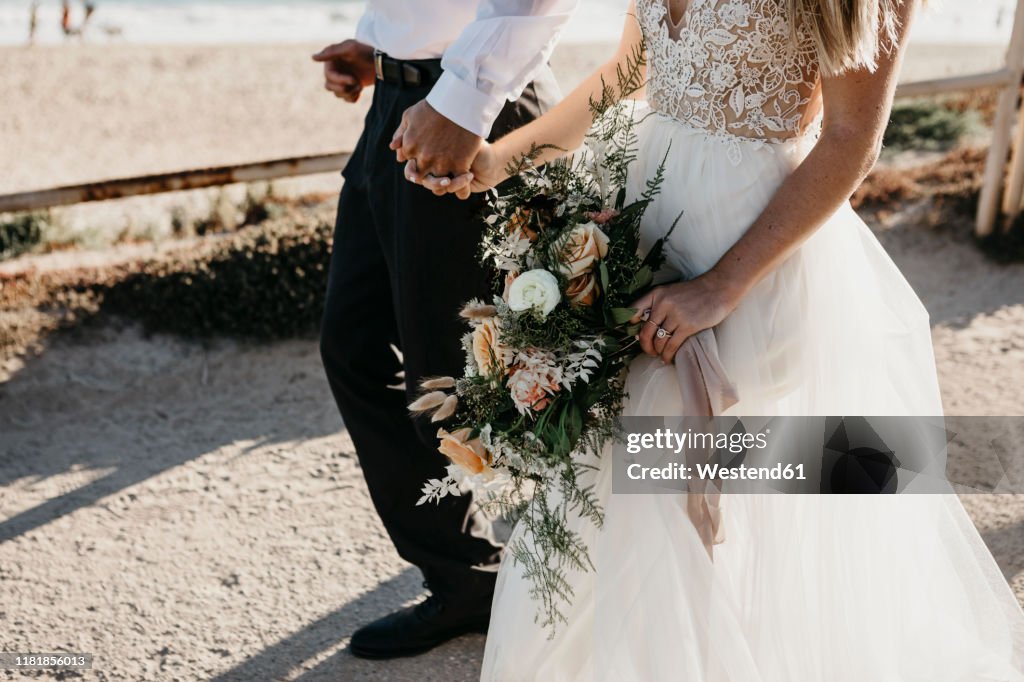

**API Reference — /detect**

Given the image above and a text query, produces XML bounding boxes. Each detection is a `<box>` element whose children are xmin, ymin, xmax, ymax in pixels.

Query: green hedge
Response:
<box><xmin>884</xmin><ymin>101</ymin><xmax>977</xmax><ymax>152</ymax></box>
<box><xmin>98</xmin><ymin>218</ymin><xmax>333</xmax><ymax>339</ymax></box>
<box><xmin>0</xmin><ymin>213</ymin><xmax>46</xmax><ymax>261</ymax></box>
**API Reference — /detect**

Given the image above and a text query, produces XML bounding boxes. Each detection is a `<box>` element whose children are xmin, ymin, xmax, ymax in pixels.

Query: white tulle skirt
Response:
<box><xmin>480</xmin><ymin>110</ymin><xmax>1024</xmax><ymax>681</ymax></box>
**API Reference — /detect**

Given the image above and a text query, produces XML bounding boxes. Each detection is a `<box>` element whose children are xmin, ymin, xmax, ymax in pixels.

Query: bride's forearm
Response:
<box><xmin>492</xmin><ymin>60</ymin><xmax>634</xmax><ymax>173</ymax></box>
<box><xmin>491</xmin><ymin>3</ymin><xmax>645</xmax><ymax>178</ymax></box>
<box><xmin>707</xmin><ymin>0</ymin><xmax>915</xmax><ymax>312</ymax></box>
<box><xmin>706</xmin><ymin>127</ymin><xmax>881</xmax><ymax>308</ymax></box>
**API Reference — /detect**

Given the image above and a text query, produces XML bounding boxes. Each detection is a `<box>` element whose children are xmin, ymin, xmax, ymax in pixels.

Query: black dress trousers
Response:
<box><xmin>320</xmin><ymin>67</ymin><xmax>559</xmax><ymax>605</ymax></box>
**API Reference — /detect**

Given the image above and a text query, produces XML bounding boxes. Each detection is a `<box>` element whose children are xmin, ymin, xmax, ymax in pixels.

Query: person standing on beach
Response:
<box><xmin>60</xmin><ymin>0</ymin><xmax>96</xmax><ymax>39</ymax></box>
<box><xmin>314</xmin><ymin>0</ymin><xmax>576</xmax><ymax>660</ymax></box>
<box><xmin>28</xmin><ymin>0</ymin><xmax>40</xmax><ymax>44</ymax></box>
<box><xmin>83</xmin><ymin>2</ymin><xmax>96</xmax><ymax>32</ymax></box>
<box><xmin>61</xmin><ymin>1</ymin><xmax>72</xmax><ymax>36</ymax></box>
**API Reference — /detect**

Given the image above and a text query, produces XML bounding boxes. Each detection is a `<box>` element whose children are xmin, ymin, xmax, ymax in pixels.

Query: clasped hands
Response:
<box><xmin>390</xmin><ymin>102</ymin><xmax>502</xmax><ymax>200</ymax></box>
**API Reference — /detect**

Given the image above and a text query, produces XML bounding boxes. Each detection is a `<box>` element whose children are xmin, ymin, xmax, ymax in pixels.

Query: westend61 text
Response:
<box><xmin>626</xmin><ymin>462</ymin><xmax>807</xmax><ymax>482</ymax></box>
<box><xmin>625</xmin><ymin>427</ymin><xmax>770</xmax><ymax>455</ymax></box>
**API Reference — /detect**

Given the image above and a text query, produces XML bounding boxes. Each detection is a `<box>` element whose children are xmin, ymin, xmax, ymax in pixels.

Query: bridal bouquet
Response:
<box><xmin>412</xmin><ymin>55</ymin><xmax>673</xmax><ymax>629</ymax></box>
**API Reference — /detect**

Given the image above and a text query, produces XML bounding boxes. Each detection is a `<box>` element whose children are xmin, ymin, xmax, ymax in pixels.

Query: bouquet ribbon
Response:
<box><xmin>674</xmin><ymin>328</ymin><xmax>739</xmax><ymax>559</ymax></box>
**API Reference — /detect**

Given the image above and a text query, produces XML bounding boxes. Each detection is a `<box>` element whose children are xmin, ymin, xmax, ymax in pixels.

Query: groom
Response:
<box><xmin>315</xmin><ymin>0</ymin><xmax>574</xmax><ymax>660</ymax></box>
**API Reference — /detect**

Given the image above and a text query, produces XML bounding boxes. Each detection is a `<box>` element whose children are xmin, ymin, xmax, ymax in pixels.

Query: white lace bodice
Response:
<box><xmin>638</xmin><ymin>0</ymin><xmax>822</xmax><ymax>163</ymax></box>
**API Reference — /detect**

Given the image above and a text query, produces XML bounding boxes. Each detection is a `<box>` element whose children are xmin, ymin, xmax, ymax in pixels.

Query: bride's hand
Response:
<box><xmin>405</xmin><ymin>142</ymin><xmax>508</xmax><ymax>200</ymax></box>
<box><xmin>630</xmin><ymin>274</ymin><xmax>740</xmax><ymax>364</ymax></box>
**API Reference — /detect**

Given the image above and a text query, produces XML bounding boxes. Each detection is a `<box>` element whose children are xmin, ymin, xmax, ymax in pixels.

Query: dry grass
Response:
<box><xmin>943</xmin><ymin>88</ymin><xmax>1001</xmax><ymax>127</ymax></box>
<box><xmin>853</xmin><ymin>147</ymin><xmax>987</xmax><ymax>217</ymax></box>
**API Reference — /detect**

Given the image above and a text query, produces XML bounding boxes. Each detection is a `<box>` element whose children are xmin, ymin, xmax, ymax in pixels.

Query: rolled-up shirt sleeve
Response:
<box><xmin>426</xmin><ymin>0</ymin><xmax>577</xmax><ymax>138</ymax></box>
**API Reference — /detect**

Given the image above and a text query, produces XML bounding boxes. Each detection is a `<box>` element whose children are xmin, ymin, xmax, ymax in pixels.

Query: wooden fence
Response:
<box><xmin>0</xmin><ymin>153</ymin><xmax>351</xmax><ymax>214</ymax></box>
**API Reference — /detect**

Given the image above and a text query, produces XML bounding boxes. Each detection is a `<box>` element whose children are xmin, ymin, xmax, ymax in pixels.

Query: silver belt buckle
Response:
<box><xmin>374</xmin><ymin>50</ymin><xmax>385</xmax><ymax>81</ymax></box>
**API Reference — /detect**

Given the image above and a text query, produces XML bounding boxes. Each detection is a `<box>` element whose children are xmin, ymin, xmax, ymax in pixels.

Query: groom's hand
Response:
<box><xmin>391</xmin><ymin>101</ymin><xmax>483</xmax><ymax>181</ymax></box>
<box><xmin>312</xmin><ymin>40</ymin><xmax>376</xmax><ymax>103</ymax></box>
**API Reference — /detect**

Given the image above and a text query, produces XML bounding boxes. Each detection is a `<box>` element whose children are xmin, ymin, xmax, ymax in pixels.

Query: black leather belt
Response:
<box><xmin>374</xmin><ymin>50</ymin><xmax>444</xmax><ymax>88</ymax></box>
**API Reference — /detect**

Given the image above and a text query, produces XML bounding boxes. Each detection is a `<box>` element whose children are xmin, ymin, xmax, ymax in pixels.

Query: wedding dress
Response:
<box><xmin>481</xmin><ymin>0</ymin><xmax>1024</xmax><ymax>680</ymax></box>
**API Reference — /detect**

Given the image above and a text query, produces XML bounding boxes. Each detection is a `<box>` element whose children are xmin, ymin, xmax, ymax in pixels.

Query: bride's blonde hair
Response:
<box><xmin>791</xmin><ymin>0</ymin><xmax>905</xmax><ymax>76</ymax></box>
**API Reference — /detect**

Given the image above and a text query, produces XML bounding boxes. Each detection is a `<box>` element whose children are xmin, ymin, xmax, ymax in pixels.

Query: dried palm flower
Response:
<box><xmin>420</xmin><ymin>376</ymin><xmax>457</xmax><ymax>390</ymax></box>
<box><xmin>408</xmin><ymin>391</ymin><xmax>448</xmax><ymax>414</ymax></box>
<box><xmin>460</xmin><ymin>301</ymin><xmax>498</xmax><ymax>320</ymax></box>
<box><xmin>431</xmin><ymin>395</ymin><xmax>459</xmax><ymax>423</ymax></box>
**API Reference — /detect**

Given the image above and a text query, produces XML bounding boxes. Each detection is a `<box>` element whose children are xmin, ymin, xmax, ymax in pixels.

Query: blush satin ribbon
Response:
<box><xmin>674</xmin><ymin>328</ymin><xmax>739</xmax><ymax>558</ymax></box>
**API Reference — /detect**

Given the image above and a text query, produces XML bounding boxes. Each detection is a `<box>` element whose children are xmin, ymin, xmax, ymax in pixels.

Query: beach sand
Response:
<box><xmin>0</xmin><ymin>41</ymin><xmax>1022</xmax><ymax>680</ymax></box>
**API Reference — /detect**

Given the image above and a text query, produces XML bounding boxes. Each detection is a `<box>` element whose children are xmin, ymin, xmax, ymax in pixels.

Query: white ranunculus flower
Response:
<box><xmin>507</xmin><ymin>269</ymin><xmax>562</xmax><ymax>317</ymax></box>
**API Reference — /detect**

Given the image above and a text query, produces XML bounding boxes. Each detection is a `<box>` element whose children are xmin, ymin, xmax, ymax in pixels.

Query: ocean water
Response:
<box><xmin>0</xmin><ymin>0</ymin><xmax>1015</xmax><ymax>47</ymax></box>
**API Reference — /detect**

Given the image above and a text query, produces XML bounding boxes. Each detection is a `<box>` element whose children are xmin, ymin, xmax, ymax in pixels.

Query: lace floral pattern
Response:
<box><xmin>638</xmin><ymin>0</ymin><xmax>821</xmax><ymax>164</ymax></box>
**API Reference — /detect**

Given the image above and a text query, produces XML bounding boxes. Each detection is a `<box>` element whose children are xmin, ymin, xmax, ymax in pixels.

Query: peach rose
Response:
<box><xmin>560</xmin><ymin>222</ymin><xmax>610</xmax><ymax>279</ymax></box>
<box><xmin>565</xmin><ymin>271</ymin><xmax>599</xmax><ymax>306</ymax></box>
<box><xmin>507</xmin><ymin>363</ymin><xmax>561</xmax><ymax>413</ymax></box>
<box><xmin>437</xmin><ymin>428</ymin><xmax>490</xmax><ymax>475</ymax></box>
<box><xmin>472</xmin><ymin>318</ymin><xmax>506</xmax><ymax>375</ymax></box>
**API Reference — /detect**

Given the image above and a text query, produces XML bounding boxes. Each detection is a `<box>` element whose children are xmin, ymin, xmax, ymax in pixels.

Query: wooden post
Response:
<box><xmin>1002</xmin><ymin>1</ymin><xmax>1024</xmax><ymax>224</ymax></box>
<box><xmin>977</xmin><ymin>0</ymin><xmax>1024</xmax><ymax>237</ymax></box>
<box><xmin>1002</xmin><ymin>100</ymin><xmax>1024</xmax><ymax>221</ymax></box>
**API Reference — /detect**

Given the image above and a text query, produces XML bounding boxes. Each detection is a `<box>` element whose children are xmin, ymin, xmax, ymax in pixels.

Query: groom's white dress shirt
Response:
<box><xmin>356</xmin><ymin>0</ymin><xmax>576</xmax><ymax>137</ymax></box>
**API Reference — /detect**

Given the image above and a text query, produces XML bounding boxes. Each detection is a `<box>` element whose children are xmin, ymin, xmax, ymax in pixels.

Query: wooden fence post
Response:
<box><xmin>978</xmin><ymin>0</ymin><xmax>1024</xmax><ymax>237</ymax></box>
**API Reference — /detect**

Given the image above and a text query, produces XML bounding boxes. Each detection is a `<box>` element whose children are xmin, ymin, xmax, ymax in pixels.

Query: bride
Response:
<box><xmin>403</xmin><ymin>0</ymin><xmax>1024</xmax><ymax>679</ymax></box>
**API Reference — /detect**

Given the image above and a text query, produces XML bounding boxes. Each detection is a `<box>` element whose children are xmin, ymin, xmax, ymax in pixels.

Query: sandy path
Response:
<box><xmin>0</xmin><ymin>324</ymin><xmax>484</xmax><ymax>681</ymax></box>
<box><xmin>0</xmin><ymin>211</ymin><xmax>1022</xmax><ymax>680</ymax></box>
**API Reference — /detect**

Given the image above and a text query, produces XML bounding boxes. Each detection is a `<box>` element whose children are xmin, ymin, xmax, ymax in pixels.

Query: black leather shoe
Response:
<box><xmin>349</xmin><ymin>593</ymin><xmax>491</xmax><ymax>660</ymax></box>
